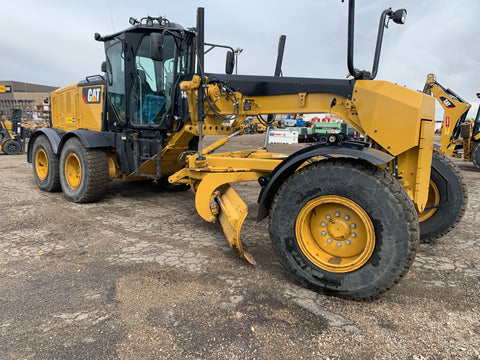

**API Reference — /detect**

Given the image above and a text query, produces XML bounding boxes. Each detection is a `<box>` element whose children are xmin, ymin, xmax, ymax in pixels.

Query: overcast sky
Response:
<box><xmin>2</xmin><ymin>0</ymin><xmax>479</xmax><ymax>118</ymax></box>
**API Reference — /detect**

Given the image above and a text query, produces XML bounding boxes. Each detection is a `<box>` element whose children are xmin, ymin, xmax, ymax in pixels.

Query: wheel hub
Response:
<box><xmin>35</xmin><ymin>148</ymin><xmax>48</xmax><ymax>181</ymax></box>
<box><xmin>418</xmin><ymin>179</ymin><xmax>439</xmax><ymax>222</ymax></box>
<box><xmin>65</xmin><ymin>153</ymin><xmax>82</xmax><ymax>190</ymax></box>
<box><xmin>295</xmin><ymin>195</ymin><xmax>375</xmax><ymax>273</ymax></box>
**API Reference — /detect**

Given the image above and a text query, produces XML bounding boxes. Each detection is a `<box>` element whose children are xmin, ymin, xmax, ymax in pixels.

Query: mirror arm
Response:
<box><xmin>370</xmin><ymin>8</ymin><xmax>392</xmax><ymax>80</ymax></box>
<box><xmin>204</xmin><ymin>43</ymin><xmax>235</xmax><ymax>55</ymax></box>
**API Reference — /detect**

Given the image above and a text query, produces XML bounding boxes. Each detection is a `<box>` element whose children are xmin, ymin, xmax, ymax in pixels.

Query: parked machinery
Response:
<box><xmin>27</xmin><ymin>2</ymin><xmax>463</xmax><ymax>299</ymax></box>
<box><xmin>423</xmin><ymin>73</ymin><xmax>480</xmax><ymax>167</ymax></box>
<box><xmin>417</xmin><ymin>74</ymin><xmax>472</xmax><ymax>243</ymax></box>
<box><xmin>0</xmin><ymin>111</ymin><xmax>23</xmax><ymax>155</ymax></box>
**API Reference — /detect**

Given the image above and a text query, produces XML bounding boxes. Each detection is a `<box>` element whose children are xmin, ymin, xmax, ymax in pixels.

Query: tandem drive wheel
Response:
<box><xmin>269</xmin><ymin>159</ymin><xmax>418</xmax><ymax>300</ymax></box>
<box><xmin>419</xmin><ymin>151</ymin><xmax>468</xmax><ymax>243</ymax></box>
<box><xmin>32</xmin><ymin>135</ymin><xmax>61</xmax><ymax>192</ymax></box>
<box><xmin>59</xmin><ymin>138</ymin><xmax>109</xmax><ymax>203</ymax></box>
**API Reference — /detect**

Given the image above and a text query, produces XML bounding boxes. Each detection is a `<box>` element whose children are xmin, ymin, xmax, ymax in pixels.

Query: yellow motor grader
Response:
<box><xmin>27</xmin><ymin>1</ymin><xmax>463</xmax><ymax>299</ymax></box>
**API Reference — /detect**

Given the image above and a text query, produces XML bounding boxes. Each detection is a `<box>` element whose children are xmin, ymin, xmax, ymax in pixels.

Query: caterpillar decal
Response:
<box><xmin>82</xmin><ymin>86</ymin><xmax>102</xmax><ymax>104</ymax></box>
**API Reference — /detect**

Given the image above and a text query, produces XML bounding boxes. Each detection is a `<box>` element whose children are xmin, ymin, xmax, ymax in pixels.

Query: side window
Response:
<box><xmin>106</xmin><ymin>42</ymin><xmax>126</xmax><ymax>124</ymax></box>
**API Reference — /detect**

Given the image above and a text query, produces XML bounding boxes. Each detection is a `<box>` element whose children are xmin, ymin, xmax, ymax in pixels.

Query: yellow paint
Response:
<box><xmin>295</xmin><ymin>195</ymin><xmax>375</xmax><ymax>273</ymax></box>
<box><xmin>51</xmin><ymin>83</ymin><xmax>103</xmax><ymax>131</ymax></box>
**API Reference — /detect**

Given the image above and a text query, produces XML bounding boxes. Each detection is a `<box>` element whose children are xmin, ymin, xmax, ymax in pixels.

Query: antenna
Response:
<box><xmin>108</xmin><ymin>1</ymin><xmax>115</xmax><ymax>31</ymax></box>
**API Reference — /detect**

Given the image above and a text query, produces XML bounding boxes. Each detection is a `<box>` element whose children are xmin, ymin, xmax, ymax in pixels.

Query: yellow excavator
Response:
<box><xmin>423</xmin><ymin>73</ymin><xmax>480</xmax><ymax>167</ymax></box>
<box><xmin>26</xmin><ymin>2</ymin><xmax>463</xmax><ymax>299</ymax></box>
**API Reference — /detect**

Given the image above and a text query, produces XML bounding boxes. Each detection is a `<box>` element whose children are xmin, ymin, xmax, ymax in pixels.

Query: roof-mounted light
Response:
<box><xmin>391</xmin><ymin>9</ymin><xmax>407</xmax><ymax>25</ymax></box>
<box><xmin>128</xmin><ymin>15</ymin><xmax>170</xmax><ymax>27</ymax></box>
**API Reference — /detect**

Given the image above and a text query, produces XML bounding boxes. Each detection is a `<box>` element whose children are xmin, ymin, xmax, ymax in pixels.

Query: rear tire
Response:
<box><xmin>270</xmin><ymin>159</ymin><xmax>418</xmax><ymax>300</ymax></box>
<box><xmin>3</xmin><ymin>139</ymin><xmax>21</xmax><ymax>155</ymax></box>
<box><xmin>32</xmin><ymin>135</ymin><xmax>61</xmax><ymax>192</ymax></box>
<box><xmin>419</xmin><ymin>151</ymin><xmax>467</xmax><ymax>243</ymax></box>
<box><xmin>472</xmin><ymin>142</ymin><xmax>480</xmax><ymax>169</ymax></box>
<box><xmin>59</xmin><ymin>138</ymin><xmax>108</xmax><ymax>203</ymax></box>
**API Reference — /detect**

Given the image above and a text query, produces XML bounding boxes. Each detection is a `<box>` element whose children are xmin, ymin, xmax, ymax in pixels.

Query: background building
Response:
<box><xmin>0</xmin><ymin>81</ymin><xmax>58</xmax><ymax>126</ymax></box>
<box><xmin>0</xmin><ymin>81</ymin><xmax>57</xmax><ymax>103</ymax></box>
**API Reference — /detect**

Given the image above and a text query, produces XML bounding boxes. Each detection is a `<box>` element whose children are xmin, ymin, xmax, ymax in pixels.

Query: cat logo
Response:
<box><xmin>82</xmin><ymin>86</ymin><xmax>102</xmax><ymax>104</ymax></box>
<box><xmin>440</xmin><ymin>96</ymin><xmax>455</xmax><ymax>108</ymax></box>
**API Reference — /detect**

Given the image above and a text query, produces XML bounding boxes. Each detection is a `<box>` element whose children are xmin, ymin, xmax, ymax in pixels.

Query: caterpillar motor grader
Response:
<box><xmin>27</xmin><ymin>1</ymin><xmax>462</xmax><ymax>300</ymax></box>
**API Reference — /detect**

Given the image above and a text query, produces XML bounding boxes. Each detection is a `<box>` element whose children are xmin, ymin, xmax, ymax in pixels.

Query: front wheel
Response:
<box><xmin>270</xmin><ymin>159</ymin><xmax>418</xmax><ymax>300</ymax></box>
<box><xmin>419</xmin><ymin>151</ymin><xmax>467</xmax><ymax>243</ymax></box>
<box><xmin>59</xmin><ymin>138</ymin><xmax>108</xmax><ymax>203</ymax></box>
<box><xmin>3</xmin><ymin>139</ymin><xmax>22</xmax><ymax>155</ymax></box>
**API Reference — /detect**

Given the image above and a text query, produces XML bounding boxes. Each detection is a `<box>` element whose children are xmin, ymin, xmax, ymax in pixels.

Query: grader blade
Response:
<box><xmin>215</xmin><ymin>184</ymin><xmax>257</xmax><ymax>265</ymax></box>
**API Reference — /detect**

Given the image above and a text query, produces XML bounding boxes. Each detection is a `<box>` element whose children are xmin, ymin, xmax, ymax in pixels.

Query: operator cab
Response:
<box><xmin>95</xmin><ymin>17</ymin><xmax>196</xmax><ymax>132</ymax></box>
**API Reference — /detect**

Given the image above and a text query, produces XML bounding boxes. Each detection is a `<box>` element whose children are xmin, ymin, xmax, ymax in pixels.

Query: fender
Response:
<box><xmin>256</xmin><ymin>141</ymin><xmax>394</xmax><ymax>221</ymax></box>
<box><xmin>58</xmin><ymin>129</ymin><xmax>115</xmax><ymax>152</ymax></box>
<box><xmin>27</xmin><ymin>128</ymin><xmax>65</xmax><ymax>162</ymax></box>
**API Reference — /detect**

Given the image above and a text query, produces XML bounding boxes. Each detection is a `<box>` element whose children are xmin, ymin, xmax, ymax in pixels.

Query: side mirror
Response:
<box><xmin>150</xmin><ymin>33</ymin><xmax>164</xmax><ymax>61</ymax></box>
<box><xmin>225</xmin><ymin>50</ymin><xmax>235</xmax><ymax>74</ymax></box>
<box><xmin>101</xmin><ymin>61</ymin><xmax>107</xmax><ymax>73</ymax></box>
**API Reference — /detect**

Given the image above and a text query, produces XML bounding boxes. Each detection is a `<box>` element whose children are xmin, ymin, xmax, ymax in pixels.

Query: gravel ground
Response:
<box><xmin>0</xmin><ymin>134</ymin><xmax>479</xmax><ymax>359</ymax></box>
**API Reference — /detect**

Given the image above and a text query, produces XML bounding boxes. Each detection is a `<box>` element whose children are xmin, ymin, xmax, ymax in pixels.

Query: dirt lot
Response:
<box><xmin>0</xmin><ymin>134</ymin><xmax>479</xmax><ymax>359</ymax></box>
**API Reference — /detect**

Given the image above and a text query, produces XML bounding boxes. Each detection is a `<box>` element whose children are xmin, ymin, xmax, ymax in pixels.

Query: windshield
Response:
<box><xmin>105</xmin><ymin>32</ymin><xmax>193</xmax><ymax>128</ymax></box>
<box><xmin>130</xmin><ymin>34</ymin><xmax>180</xmax><ymax>126</ymax></box>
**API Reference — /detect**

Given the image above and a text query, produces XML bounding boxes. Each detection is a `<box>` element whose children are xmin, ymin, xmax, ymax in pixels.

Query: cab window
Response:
<box><xmin>130</xmin><ymin>34</ymin><xmax>177</xmax><ymax>126</ymax></box>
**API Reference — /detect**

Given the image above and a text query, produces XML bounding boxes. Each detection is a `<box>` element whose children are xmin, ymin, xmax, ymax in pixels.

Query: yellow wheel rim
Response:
<box><xmin>65</xmin><ymin>153</ymin><xmax>82</xmax><ymax>190</ymax></box>
<box><xmin>295</xmin><ymin>195</ymin><xmax>375</xmax><ymax>273</ymax></box>
<box><xmin>418</xmin><ymin>180</ymin><xmax>439</xmax><ymax>222</ymax></box>
<box><xmin>35</xmin><ymin>148</ymin><xmax>48</xmax><ymax>181</ymax></box>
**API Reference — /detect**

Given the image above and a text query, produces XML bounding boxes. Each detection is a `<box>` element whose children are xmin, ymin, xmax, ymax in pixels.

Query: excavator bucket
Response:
<box><xmin>215</xmin><ymin>184</ymin><xmax>257</xmax><ymax>265</ymax></box>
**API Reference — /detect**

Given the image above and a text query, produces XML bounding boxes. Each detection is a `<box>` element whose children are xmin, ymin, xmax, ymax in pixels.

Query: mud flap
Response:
<box><xmin>215</xmin><ymin>184</ymin><xmax>257</xmax><ymax>265</ymax></box>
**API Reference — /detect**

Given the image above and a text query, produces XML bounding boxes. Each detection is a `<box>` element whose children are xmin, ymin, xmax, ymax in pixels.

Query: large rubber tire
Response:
<box><xmin>32</xmin><ymin>135</ymin><xmax>61</xmax><ymax>192</ymax></box>
<box><xmin>419</xmin><ymin>151</ymin><xmax>468</xmax><ymax>243</ymax></box>
<box><xmin>59</xmin><ymin>138</ymin><xmax>108</xmax><ymax>203</ymax></box>
<box><xmin>3</xmin><ymin>139</ymin><xmax>22</xmax><ymax>155</ymax></box>
<box><xmin>269</xmin><ymin>159</ymin><xmax>418</xmax><ymax>300</ymax></box>
<box><xmin>472</xmin><ymin>142</ymin><xmax>480</xmax><ymax>169</ymax></box>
